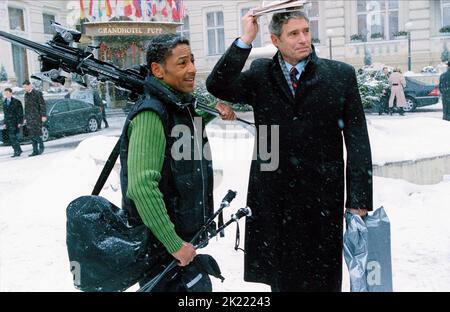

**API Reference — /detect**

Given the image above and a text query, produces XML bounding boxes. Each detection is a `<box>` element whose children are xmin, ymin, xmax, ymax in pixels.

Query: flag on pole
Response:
<box><xmin>98</xmin><ymin>0</ymin><xmax>103</xmax><ymax>18</ymax></box>
<box><xmin>161</xmin><ymin>0</ymin><xmax>171</xmax><ymax>18</ymax></box>
<box><xmin>169</xmin><ymin>0</ymin><xmax>178</xmax><ymax>21</ymax></box>
<box><xmin>177</xmin><ymin>0</ymin><xmax>185</xmax><ymax>20</ymax></box>
<box><xmin>115</xmin><ymin>0</ymin><xmax>122</xmax><ymax>16</ymax></box>
<box><xmin>105</xmin><ymin>0</ymin><xmax>112</xmax><ymax>17</ymax></box>
<box><xmin>156</xmin><ymin>0</ymin><xmax>165</xmax><ymax>17</ymax></box>
<box><xmin>133</xmin><ymin>0</ymin><xmax>142</xmax><ymax>17</ymax></box>
<box><xmin>124</xmin><ymin>0</ymin><xmax>133</xmax><ymax>16</ymax></box>
<box><xmin>80</xmin><ymin>0</ymin><xmax>86</xmax><ymax>19</ymax></box>
<box><xmin>88</xmin><ymin>0</ymin><xmax>94</xmax><ymax>17</ymax></box>
<box><xmin>145</xmin><ymin>0</ymin><xmax>153</xmax><ymax>17</ymax></box>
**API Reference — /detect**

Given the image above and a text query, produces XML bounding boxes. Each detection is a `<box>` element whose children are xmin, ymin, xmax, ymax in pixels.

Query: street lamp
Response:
<box><xmin>405</xmin><ymin>21</ymin><xmax>413</xmax><ymax>71</ymax></box>
<box><xmin>326</xmin><ymin>29</ymin><xmax>334</xmax><ymax>60</ymax></box>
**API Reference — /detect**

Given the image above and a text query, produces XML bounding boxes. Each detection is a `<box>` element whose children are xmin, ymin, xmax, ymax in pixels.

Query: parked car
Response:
<box><xmin>403</xmin><ymin>77</ymin><xmax>440</xmax><ymax>111</ymax></box>
<box><xmin>1</xmin><ymin>98</ymin><xmax>102</xmax><ymax>144</ymax></box>
<box><xmin>378</xmin><ymin>77</ymin><xmax>440</xmax><ymax>113</ymax></box>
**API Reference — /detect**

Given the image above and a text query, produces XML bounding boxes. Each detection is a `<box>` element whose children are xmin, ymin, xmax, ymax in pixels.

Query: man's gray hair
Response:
<box><xmin>269</xmin><ymin>11</ymin><xmax>310</xmax><ymax>37</ymax></box>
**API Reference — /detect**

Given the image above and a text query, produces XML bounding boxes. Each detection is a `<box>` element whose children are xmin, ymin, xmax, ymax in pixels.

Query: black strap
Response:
<box><xmin>218</xmin><ymin>211</ymin><xmax>224</xmax><ymax>237</ymax></box>
<box><xmin>234</xmin><ymin>221</ymin><xmax>245</xmax><ymax>253</ymax></box>
<box><xmin>91</xmin><ymin>138</ymin><xmax>121</xmax><ymax>196</ymax></box>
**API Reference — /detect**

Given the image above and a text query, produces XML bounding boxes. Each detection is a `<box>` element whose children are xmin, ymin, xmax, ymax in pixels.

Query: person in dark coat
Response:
<box><xmin>93</xmin><ymin>90</ymin><xmax>109</xmax><ymax>128</ymax></box>
<box><xmin>439</xmin><ymin>61</ymin><xmax>450</xmax><ymax>121</ymax></box>
<box><xmin>23</xmin><ymin>80</ymin><xmax>47</xmax><ymax>156</ymax></box>
<box><xmin>2</xmin><ymin>87</ymin><xmax>23</xmax><ymax>157</ymax></box>
<box><xmin>206</xmin><ymin>10</ymin><xmax>373</xmax><ymax>292</ymax></box>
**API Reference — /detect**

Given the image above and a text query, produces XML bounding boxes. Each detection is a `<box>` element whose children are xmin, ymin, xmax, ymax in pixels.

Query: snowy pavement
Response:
<box><xmin>1</xmin><ymin>113</ymin><xmax>450</xmax><ymax>292</ymax></box>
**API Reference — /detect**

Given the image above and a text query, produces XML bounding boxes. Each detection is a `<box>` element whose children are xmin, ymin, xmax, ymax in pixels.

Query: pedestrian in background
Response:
<box><xmin>2</xmin><ymin>87</ymin><xmax>23</xmax><ymax>157</ymax></box>
<box><xmin>439</xmin><ymin>61</ymin><xmax>450</xmax><ymax>121</ymax></box>
<box><xmin>388</xmin><ymin>68</ymin><xmax>407</xmax><ymax>116</ymax></box>
<box><xmin>93</xmin><ymin>90</ymin><xmax>109</xmax><ymax>128</ymax></box>
<box><xmin>23</xmin><ymin>80</ymin><xmax>47</xmax><ymax>156</ymax></box>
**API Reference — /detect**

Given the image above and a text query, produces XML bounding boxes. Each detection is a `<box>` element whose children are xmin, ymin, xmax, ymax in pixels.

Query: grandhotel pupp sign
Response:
<box><xmin>84</xmin><ymin>22</ymin><xmax>180</xmax><ymax>37</ymax></box>
<box><xmin>97</xmin><ymin>27</ymin><xmax>163</xmax><ymax>35</ymax></box>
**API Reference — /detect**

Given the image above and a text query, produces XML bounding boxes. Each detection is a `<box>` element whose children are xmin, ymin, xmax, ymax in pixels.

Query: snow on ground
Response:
<box><xmin>367</xmin><ymin>117</ymin><xmax>450</xmax><ymax>165</ymax></box>
<box><xmin>1</xmin><ymin>116</ymin><xmax>450</xmax><ymax>291</ymax></box>
<box><xmin>0</xmin><ymin>136</ymin><xmax>121</xmax><ymax>292</ymax></box>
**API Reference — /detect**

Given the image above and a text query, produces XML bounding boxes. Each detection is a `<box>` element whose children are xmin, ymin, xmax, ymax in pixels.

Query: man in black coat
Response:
<box><xmin>206</xmin><ymin>11</ymin><xmax>373</xmax><ymax>292</ymax></box>
<box><xmin>2</xmin><ymin>87</ymin><xmax>23</xmax><ymax>157</ymax></box>
<box><xmin>93</xmin><ymin>90</ymin><xmax>109</xmax><ymax>128</ymax></box>
<box><xmin>23</xmin><ymin>80</ymin><xmax>47</xmax><ymax>156</ymax></box>
<box><xmin>439</xmin><ymin>61</ymin><xmax>450</xmax><ymax>121</ymax></box>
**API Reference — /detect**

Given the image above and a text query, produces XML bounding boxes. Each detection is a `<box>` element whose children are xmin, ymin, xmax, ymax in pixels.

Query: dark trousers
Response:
<box><xmin>443</xmin><ymin>99</ymin><xmax>450</xmax><ymax>121</ymax></box>
<box><xmin>8</xmin><ymin>128</ymin><xmax>22</xmax><ymax>154</ymax></box>
<box><xmin>31</xmin><ymin>136</ymin><xmax>44</xmax><ymax>154</ymax></box>
<box><xmin>102</xmin><ymin>110</ymin><xmax>109</xmax><ymax>128</ymax></box>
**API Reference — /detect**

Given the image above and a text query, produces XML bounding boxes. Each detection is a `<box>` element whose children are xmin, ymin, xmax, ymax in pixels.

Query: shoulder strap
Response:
<box><xmin>91</xmin><ymin>138</ymin><xmax>121</xmax><ymax>196</ymax></box>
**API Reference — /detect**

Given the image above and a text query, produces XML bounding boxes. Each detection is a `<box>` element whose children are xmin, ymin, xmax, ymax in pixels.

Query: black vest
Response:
<box><xmin>120</xmin><ymin>78</ymin><xmax>214</xmax><ymax>244</ymax></box>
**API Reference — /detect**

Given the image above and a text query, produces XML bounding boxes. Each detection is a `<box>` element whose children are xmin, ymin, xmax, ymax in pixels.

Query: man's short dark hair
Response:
<box><xmin>269</xmin><ymin>10</ymin><xmax>310</xmax><ymax>38</ymax></box>
<box><xmin>146</xmin><ymin>33</ymin><xmax>190</xmax><ymax>76</ymax></box>
<box><xmin>4</xmin><ymin>87</ymin><xmax>12</xmax><ymax>93</ymax></box>
<box><xmin>22</xmin><ymin>79</ymin><xmax>31</xmax><ymax>86</ymax></box>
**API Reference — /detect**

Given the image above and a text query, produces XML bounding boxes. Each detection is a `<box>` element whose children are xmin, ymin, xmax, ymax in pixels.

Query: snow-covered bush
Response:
<box><xmin>192</xmin><ymin>83</ymin><xmax>252</xmax><ymax>123</ymax></box>
<box><xmin>421</xmin><ymin>66</ymin><xmax>437</xmax><ymax>74</ymax></box>
<box><xmin>442</xmin><ymin>44</ymin><xmax>450</xmax><ymax>63</ymax></box>
<box><xmin>356</xmin><ymin>66</ymin><xmax>390</xmax><ymax>109</ymax></box>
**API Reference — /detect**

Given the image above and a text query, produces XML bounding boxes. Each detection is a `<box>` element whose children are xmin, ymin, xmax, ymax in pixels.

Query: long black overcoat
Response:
<box><xmin>206</xmin><ymin>42</ymin><xmax>373</xmax><ymax>291</ymax></box>
<box><xmin>24</xmin><ymin>89</ymin><xmax>46</xmax><ymax>137</ymax></box>
<box><xmin>3</xmin><ymin>97</ymin><xmax>23</xmax><ymax>130</ymax></box>
<box><xmin>439</xmin><ymin>70</ymin><xmax>450</xmax><ymax>120</ymax></box>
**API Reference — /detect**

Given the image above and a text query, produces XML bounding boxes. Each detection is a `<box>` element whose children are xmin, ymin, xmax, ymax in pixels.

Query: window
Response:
<box><xmin>52</xmin><ymin>102</ymin><xmax>69</xmax><ymax>114</ymax></box>
<box><xmin>177</xmin><ymin>16</ymin><xmax>190</xmax><ymax>41</ymax></box>
<box><xmin>8</xmin><ymin>7</ymin><xmax>25</xmax><ymax>31</ymax></box>
<box><xmin>43</xmin><ymin>13</ymin><xmax>56</xmax><ymax>35</ymax></box>
<box><xmin>69</xmin><ymin>100</ymin><xmax>89</xmax><ymax>111</ymax></box>
<box><xmin>240</xmin><ymin>8</ymin><xmax>262</xmax><ymax>47</ymax></box>
<box><xmin>305</xmin><ymin>0</ymin><xmax>320</xmax><ymax>42</ymax></box>
<box><xmin>357</xmin><ymin>0</ymin><xmax>399</xmax><ymax>40</ymax></box>
<box><xmin>442</xmin><ymin>0</ymin><xmax>450</xmax><ymax>27</ymax></box>
<box><xmin>11</xmin><ymin>44</ymin><xmax>29</xmax><ymax>86</ymax></box>
<box><xmin>206</xmin><ymin>11</ymin><xmax>225</xmax><ymax>55</ymax></box>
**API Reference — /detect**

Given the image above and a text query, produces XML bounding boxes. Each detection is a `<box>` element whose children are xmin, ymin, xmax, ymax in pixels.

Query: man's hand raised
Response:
<box><xmin>240</xmin><ymin>11</ymin><xmax>259</xmax><ymax>45</ymax></box>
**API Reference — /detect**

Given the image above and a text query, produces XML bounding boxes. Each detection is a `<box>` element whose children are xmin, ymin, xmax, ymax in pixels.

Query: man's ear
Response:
<box><xmin>150</xmin><ymin>62</ymin><xmax>164</xmax><ymax>79</ymax></box>
<box><xmin>271</xmin><ymin>34</ymin><xmax>279</xmax><ymax>49</ymax></box>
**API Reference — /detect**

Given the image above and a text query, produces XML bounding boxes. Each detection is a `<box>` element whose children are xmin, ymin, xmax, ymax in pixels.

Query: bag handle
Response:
<box><xmin>91</xmin><ymin>138</ymin><xmax>121</xmax><ymax>196</ymax></box>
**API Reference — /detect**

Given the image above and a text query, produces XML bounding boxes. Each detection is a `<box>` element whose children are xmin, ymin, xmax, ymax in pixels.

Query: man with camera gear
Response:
<box><xmin>120</xmin><ymin>33</ymin><xmax>235</xmax><ymax>291</ymax></box>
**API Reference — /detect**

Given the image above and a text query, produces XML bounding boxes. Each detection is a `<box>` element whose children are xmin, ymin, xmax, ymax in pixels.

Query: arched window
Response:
<box><xmin>357</xmin><ymin>0</ymin><xmax>399</xmax><ymax>40</ymax></box>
